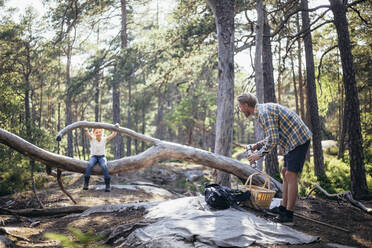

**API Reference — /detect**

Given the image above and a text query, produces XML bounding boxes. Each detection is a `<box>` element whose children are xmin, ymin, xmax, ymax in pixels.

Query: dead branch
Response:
<box><xmin>307</xmin><ymin>184</ymin><xmax>372</xmax><ymax>215</ymax></box>
<box><xmin>0</xmin><ymin>122</ymin><xmax>283</xmax><ymax>195</ymax></box>
<box><xmin>0</xmin><ymin>227</ymin><xmax>30</xmax><ymax>241</ymax></box>
<box><xmin>46</xmin><ymin>166</ymin><xmax>76</xmax><ymax>204</ymax></box>
<box><xmin>57</xmin><ymin>169</ymin><xmax>77</xmax><ymax>204</ymax></box>
<box><xmin>293</xmin><ymin>213</ymin><xmax>349</xmax><ymax>232</ymax></box>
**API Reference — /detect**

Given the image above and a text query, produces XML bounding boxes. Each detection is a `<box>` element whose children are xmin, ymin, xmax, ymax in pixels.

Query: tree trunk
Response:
<box><xmin>121</xmin><ymin>0</ymin><xmax>132</xmax><ymax>156</ymax></box>
<box><xmin>155</xmin><ymin>90</ymin><xmax>165</xmax><ymax>139</ymax></box>
<box><xmin>297</xmin><ymin>12</ymin><xmax>305</xmax><ymax>121</ymax></box>
<box><xmin>120</xmin><ymin>0</ymin><xmax>128</xmax><ymax>48</ymax></box>
<box><xmin>24</xmin><ymin>46</ymin><xmax>43</xmax><ymax>208</ymax></box>
<box><xmin>141</xmin><ymin>93</ymin><xmax>146</xmax><ymax>152</ymax></box>
<box><xmin>94</xmin><ymin>74</ymin><xmax>100</xmax><ymax>122</ymax></box>
<box><xmin>338</xmin><ymin>76</ymin><xmax>346</xmax><ymax>159</ymax></box>
<box><xmin>127</xmin><ymin>81</ymin><xmax>132</xmax><ymax>156</ymax></box>
<box><xmin>277</xmin><ymin>35</ymin><xmax>281</xmax><ymax>105</ymax></box>
<box><xmin>262</xmin><ymin>9</ymin><xmax>279</xmax><ymax>177</ymax></box>
<box><xmin>301</xmin><ymin>0</ymin><xmax>325</xmax><ymax>177</ymax></box>
<box><xmin>0</xmin><ymin>122</ymin><xmax>283</xmax><ymax>195</ymax></box>
<box><xmin>254</xmin><ymin>0</ymin><xmax>265</xmax><ymax>171</ymax></box>
<box><xmin>291</xmin><ymin>51</ymin><xmax>299</xmax><ymax>114</ymax></box>
<box><xmin>206</xmin><ymin>0</ymin><xmax>235</xmax><ymax>187</ymax></box>
<box><xmin>113</xmin><ymin>80</ymin><xmax>124</xmax><ymax>159</ymax></box>
<box><xmin>39</xmin><ymin>80</ymin><xmax>43</xmax><ymax>128</ymax></box>
<box><xmin>329</xmin><ymin>0</ymin><xmax>368</xmax><ymax>199</ymax></box>
<box><xmin>134</xmin><ymin>106</ymin><xmax>139</xmax><ymax>154</ymax></box>
<box><xmin>111</xmin><ymin>0</ymin><xmax>128</xmax><ymax>160</ymax></box>
<box><xmin>66</xmin><ymin>44</ymin><xmax>73</xmax><ymax>158</ymax></box>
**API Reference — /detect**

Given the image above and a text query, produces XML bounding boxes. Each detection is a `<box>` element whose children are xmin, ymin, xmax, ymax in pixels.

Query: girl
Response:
<box><xmin>83</xmin><ymin>123</ymin><xmax>119</xmax><ymax>192</ymax></box>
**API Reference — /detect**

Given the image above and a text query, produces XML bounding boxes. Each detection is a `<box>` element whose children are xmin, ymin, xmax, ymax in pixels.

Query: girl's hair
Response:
<box><xmin>93</xmin><ymin>128</ymin><xmax>103</xmax><ymax>133</ymax></box>
<box><xmin>237</xmin><ymin>93</ymin><xmax>257</xmax><ymax>107</ymax></box>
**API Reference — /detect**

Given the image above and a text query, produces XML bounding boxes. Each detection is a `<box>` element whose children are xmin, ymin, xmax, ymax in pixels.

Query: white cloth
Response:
<box><xmin>82</xmin><ymin>196</ymin><xmax>318</xmax><ymax>247</ymax></box>
<box><xmin>90</xmin><ymin>136</ymin><xmax>106</xmax><ymax>156</ymax></box>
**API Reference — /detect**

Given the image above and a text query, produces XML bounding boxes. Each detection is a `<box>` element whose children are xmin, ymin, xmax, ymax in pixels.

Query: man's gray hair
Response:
<box><xmin>237</xmin><ymin>93</ymin><xmax>257</xmax><ymax>107</ymax></box>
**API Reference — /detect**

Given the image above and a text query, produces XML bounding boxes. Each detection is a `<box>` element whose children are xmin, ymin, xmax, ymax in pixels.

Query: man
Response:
<box><xmin>237</xmin><ymin>93</ymin><xmax>311</xmax><ymax>225</ymax></box>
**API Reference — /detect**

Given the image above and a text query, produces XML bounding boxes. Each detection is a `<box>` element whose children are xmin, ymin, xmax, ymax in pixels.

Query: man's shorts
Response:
<box><xmin>284</xmin><ymin>140</ymin><xmax>310</xmax><ymax>173</ymax></box>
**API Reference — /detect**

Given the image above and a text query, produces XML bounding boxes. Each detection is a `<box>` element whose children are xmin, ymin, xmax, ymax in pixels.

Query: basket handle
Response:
<box><xmin>244</xmin><ymin>172</ymin><xmax>271</xmax><ymax>190</ymax></box>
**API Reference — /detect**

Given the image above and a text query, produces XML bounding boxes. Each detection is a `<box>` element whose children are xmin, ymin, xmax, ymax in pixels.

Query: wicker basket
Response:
<box><xmin>242</xmin><ymin>172</ymin><xmax>276</xmax><ymax>210</ymax></box>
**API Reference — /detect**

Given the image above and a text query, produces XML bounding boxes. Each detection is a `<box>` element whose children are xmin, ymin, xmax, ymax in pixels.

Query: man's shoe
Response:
<box><xmin>265</xmin><ymin>205</ymin><xmax>286</xmax><ymax>216</ymax></box>
<box><xmin>273</xmin><ymin>212</ymin><xmax>294</xmax><ymax>226</ymax></box>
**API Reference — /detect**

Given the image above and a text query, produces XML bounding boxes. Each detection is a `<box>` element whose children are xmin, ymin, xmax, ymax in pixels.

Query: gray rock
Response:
<box><xmin>184</xmin><ymin>170</ymin><xmax>204</xmax><ymax>182</ymax></box>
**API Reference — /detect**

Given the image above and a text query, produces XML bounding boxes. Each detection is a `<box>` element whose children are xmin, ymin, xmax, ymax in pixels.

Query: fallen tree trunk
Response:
<box><xmin>0</xmin><ymin>122</ymin><xmax>282</xmax><ymax>194</ymax></box>
<box><xmin>0</xmin><ymin>206</ymin><xmax>89</xmax><ymax>217</ymax></box>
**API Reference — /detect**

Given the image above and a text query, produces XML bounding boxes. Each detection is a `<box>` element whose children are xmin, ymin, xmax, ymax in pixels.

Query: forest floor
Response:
<box><xmin>0</xmin><ymin>161</ymin><xmax>371</xmax><ymax>248</ymax></box>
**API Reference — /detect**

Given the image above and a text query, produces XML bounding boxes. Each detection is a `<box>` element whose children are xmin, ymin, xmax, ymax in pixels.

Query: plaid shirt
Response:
<box><xmin>254</xmin><ymin>103</ymin><xmax>312</xmax><ymax>156</ymax></box>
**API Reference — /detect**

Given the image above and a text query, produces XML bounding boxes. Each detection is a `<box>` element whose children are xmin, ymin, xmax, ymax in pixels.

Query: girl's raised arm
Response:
<box><xmin>84</xmin><ymin>128</ymin><xmax>93</xmax><ymax>140</ymax></box>
<box><xmin>106</xmin><ymin>123</ymin><xmax>119</xmax><ymax>141</ymax></box>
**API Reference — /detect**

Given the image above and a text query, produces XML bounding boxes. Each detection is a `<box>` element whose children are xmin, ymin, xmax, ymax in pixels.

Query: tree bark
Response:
<box><xmin>291</xmin><ymin>51</ymin><xmax>299</xmax><ymax>114</ymax></box>
<box><xmin>262</xmin><ymin>9</ymin><xmax>279</xmax><ymax>177</ymax></box>
<box><xmin>141</xmin><ymin>92</ymin><xmax>146</xmax><ymax>152</ymax></box>
<box><xmin>94</xmin><ymin>74</ymin><xmax>100</xmax><ymax>122</ymax></box>
<box><xmin>112</xmin><ymin>0</ymin><xmax>128</xmax><ymax>160</ymax></box>
<box><xmin>155</xmin><ymin>90</ymin><xmax>165</xmax><ymax>139</ymax></box>
<box><xmin>297</xmin><ymin>12</ymin><xmax>305</xmax><ymax>121</ymax></box>
<box><xmin>329</xmin><ymin>0</ymin><xmax>368</xmax><ymax>199</ymax></box>
<box><xmin>338</xmin><ymin>75</ymin><xmax>346</xmax><ymax>159</ymax></box>
<box><xmin>277</xmin><ymin>34</ymin><xmax>281</xmax><ymax>105</ymax></box>
<box><xmin>0</xmin><ymin>122</ymin><xmax>283</xmax><ymax>195</ymax></box>
<box><xmin>254</xmin><ymin>0</ymin><xmax>265</xmax><ymax>171</ymax></box>
<box><xmin>206</xmin><ymin>0</ymin><xmax>235</xmax><ymax>187</ymax></box>
<box><xmin>66</xmin><ymin>43</ymin><xmax>74</xmax><ymax>158</ymax></box>
<box><xmin>301</xmin><ymin>0</ymin><xmax>325</xmax><ymax>177</ymax></box>
<box><xmin>113</xmin><ymin>80</ymin><xmax>124</xmax><ymax>159</ymax></box>
<box><xmin>121</xmin><ymin>0</ymin><xmax>132</xmax><ymax>156</ymax></box>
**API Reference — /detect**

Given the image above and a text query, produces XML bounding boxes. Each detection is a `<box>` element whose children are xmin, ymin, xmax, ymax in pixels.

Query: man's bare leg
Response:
<box><xmin>281</xmin><ymin>167</ymin><xmax>288</xmax><ymax>207</ymax></box>
<box><xmin>285</xmin><ymin>171</ymin><xmax>298</xmax><ymax>211</ymax></box>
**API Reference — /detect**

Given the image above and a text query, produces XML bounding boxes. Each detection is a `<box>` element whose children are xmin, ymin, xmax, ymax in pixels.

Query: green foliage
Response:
<box><xmin>300</xmin><ymin>156</ymin><xmax>355</xmax><ymax>197</ymax></box>
<box><xmin>324</xmin><ymin>146</ymin><xmax>338</xmax><ymax>156</ymax></box>
<box><xmin>0</xmin><ymin>126</ymin><xmax>55</xmax><ymax>196</ymax></box>
<box><xmin>44</xmin><ymin>227</ymin><xmax>109</xmax><ymax>248</ymax></box>
<box><xmin>199</xmin><ymin>177</ymin><xmax>210</xmax><ymax>195</ymax></box>
<box><xmin>0</xmin><ymin>154</ymin><xmax>28</xmax><ymax>195</ymax></box>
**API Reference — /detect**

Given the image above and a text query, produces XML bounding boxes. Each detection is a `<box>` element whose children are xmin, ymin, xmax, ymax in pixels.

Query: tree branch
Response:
<box><xmin>348</xmin><ymin>6</ymin><xmax>371</xmax><ymax>27</ymax></box>
<box><xmin>347</xmin><ymin>0</ymin><xmax>367</xmax><ymax>8</ymax></box>
<box><xmin>270</xmin><ymin>5</ymin><xmax>331</xmax><ymax>37</ymax></box>
<box><xmin>317</xmin><ymin>45</ymin><xmax>338</xmax><ymax>90</ymax></box>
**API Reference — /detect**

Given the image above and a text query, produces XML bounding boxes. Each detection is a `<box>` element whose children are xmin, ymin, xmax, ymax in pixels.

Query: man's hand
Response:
<box><xmin>247</xmin><ymin>153</ymin><xmax>260</xmax><ymax>164</ymax></box>
<box><xmin>245</xmin><ymin>143</ymin><xmax>258</xmax><ymax>151</ymax></box>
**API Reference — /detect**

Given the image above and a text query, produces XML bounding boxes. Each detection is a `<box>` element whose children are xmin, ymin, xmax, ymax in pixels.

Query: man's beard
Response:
<box><xmin>243</xmin><ymin>110</ymin><xmax>251</xmax><ymax>118</ymax></box>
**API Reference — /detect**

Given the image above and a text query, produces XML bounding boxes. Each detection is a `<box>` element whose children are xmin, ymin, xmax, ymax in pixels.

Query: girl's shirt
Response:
<box><xmin>90</xmin><ymin>136</ymin><xmax>107</xmax><ymax>156</ymax></box>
